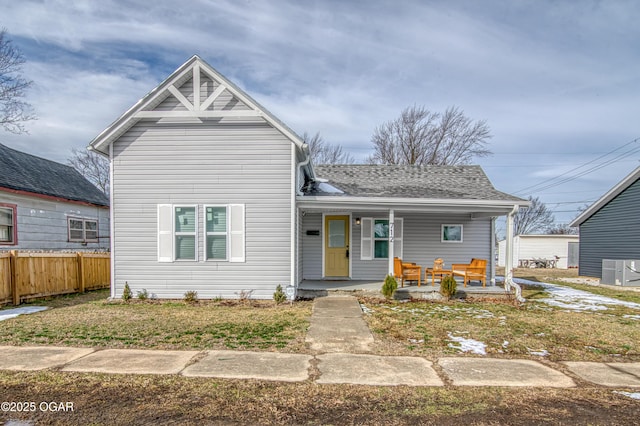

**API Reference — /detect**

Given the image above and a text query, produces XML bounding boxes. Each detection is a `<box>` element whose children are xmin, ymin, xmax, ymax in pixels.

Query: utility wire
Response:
<box><xmin>514</xmin><ymin>137</ymin><xmax>640</xmax><ymax>195</ymax></box>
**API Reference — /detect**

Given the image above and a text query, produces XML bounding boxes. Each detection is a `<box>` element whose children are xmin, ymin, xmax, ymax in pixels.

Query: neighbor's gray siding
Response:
<box><xmin>578</xmin><ymin>178</ymin><xmax>640</xmax><ymax>278</ymax></box>
<box><xmin>111</xmin><ymin>121</ymin><xmax>293</xmax><ymax>299</ymax></box>
<box><xmin>301</xmin><ymin>211</ymin><xmax>492</xmax><ymax>281</ymax></box>
<box><xmin>0</xmin><ymin>191</ymin><xmax>109</xmax><ymax>251</ymax></box>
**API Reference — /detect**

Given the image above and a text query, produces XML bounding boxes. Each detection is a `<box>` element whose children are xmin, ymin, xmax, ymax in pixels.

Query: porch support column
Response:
<box><xmin>388</xmin><ymin>209</ymin><xmax>395</xmax><ymax>276</ymax></box>
<box><xmin>505</xmin><ymin>205</ymin><xmax>525</xmax><ymax>302</ymax></box>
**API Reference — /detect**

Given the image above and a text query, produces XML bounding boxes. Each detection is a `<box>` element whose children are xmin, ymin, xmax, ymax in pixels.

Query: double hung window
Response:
<box><xmin>0</xmin><ymin>205</ymin><xmax>16</xmax><ymax>245</ymax></box>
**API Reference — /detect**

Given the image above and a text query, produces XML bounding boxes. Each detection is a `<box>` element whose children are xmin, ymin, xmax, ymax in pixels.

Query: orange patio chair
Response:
<box><xmin>393</xmin><ymin>257</ymin><xmax>422</xmax><ymax>287</ymax></box>
<box><xmin>451</xmin><ymin>258</ymin><xmax>487</xmax><ymax>287</ymax></box>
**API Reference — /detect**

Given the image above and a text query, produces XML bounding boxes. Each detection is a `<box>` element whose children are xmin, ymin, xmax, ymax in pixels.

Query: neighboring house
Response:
<box><xmin>0</xmin><ymin>143</ymin><xmax>110</xmax><ymax>251</ymax></box>
<box><xmin>497</xmin><ymin>234</ymin><xmax>579</xmax><ymax>269</ymax></box>
<box><xmin>570</xmin><ymin>166</ymin><xmax>640</xmax><ymax>278</ymax></box>
<box><xmin>88</xmin><ymin>55</ymin><xmax>526</xmax><ymax>299</ymax></box>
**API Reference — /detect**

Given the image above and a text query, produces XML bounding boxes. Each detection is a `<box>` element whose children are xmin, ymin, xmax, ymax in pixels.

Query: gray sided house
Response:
<box><xmin>0</xmin><ymin>143</ymin><xmax>110</xmax><ymax>251</ymax></box>
<box><xmin>89</xmin><ymin>55</ymin><xmax>527</xmax><ymax>300</ymax></box>
<box><xmin>570</xmin><ymin>166</ymin><xmax>640</xmax><ymax>278</ymax></box>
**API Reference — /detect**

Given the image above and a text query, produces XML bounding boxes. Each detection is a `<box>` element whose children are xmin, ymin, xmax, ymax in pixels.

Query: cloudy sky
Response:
<box><xmin>2</xmin><ymin>0</ymin><xmax>639</xmax><ymax>226</ymax></box>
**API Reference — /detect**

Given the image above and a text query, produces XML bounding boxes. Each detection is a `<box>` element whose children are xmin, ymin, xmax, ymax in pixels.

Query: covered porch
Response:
<box><xmin>297</xmin><ymin>279</ymin><xmax>509</xmax><ymax>299</ymax></box>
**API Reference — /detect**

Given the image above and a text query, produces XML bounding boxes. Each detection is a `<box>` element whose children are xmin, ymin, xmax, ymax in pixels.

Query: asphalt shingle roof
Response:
<box><xmin>311</xmin><ymin>164</ymin><xmax>523</xmax><ymax>202</ymax></box>
<box><xmin>0</xmin><ymin>143</ymin><xmax>109</xmax><ymax>207</ymax></box>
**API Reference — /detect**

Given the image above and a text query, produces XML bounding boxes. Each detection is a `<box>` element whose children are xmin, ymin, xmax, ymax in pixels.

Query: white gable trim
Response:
<box><xmin>570</xmin><ymin>166</ymin><xmax>640</xmax><ymax>227</ymax></box>
<box><xmin>88</xmin><ymin>55</ymin><xmax>304</xmax><ymax>155</ymax></box>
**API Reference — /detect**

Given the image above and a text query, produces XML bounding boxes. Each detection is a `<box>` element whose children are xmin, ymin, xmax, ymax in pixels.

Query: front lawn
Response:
<box><xmin>361</xmin><ymin>282</ymin><xmax>640</xmax><ymax>361</ymax></box>
<box><xmin>0</xmin><ymin>290</ymin><xmax>311</xmax><ymax>352</ymax></box>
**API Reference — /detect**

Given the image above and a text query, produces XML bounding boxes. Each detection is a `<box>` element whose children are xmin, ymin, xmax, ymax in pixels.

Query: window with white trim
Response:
<box><xmin>0</xmin><ymin>204</ymin><xmax>17</xmax><ymax>245</ymax></box>
<box><xmin>157</xmin><ymin>204</ymin><xmax>245</xmax><ymax>263</ymax></box>
<box><xmin>68</xmin><ymin>217</ymin><xmax>99</xmax><ymax>243</ymax></box>
<box><xmin>174</xmin><ymin>206</ymin><xmax>197</xmax><ymax>260</ymax></box>
<box><xmin>441</xmin><ymin>224</ymin><xmax>463</xmax><ymax>242</ymax></box>
<box><xmin>205</xmin><ymin>206</ymin><xmax>228</xmax><ymax>260</ymax></box>
<box><xmin>360</xmin><ymin>217</ymin><xmax>403</xmax><ymax>260</ymax></box>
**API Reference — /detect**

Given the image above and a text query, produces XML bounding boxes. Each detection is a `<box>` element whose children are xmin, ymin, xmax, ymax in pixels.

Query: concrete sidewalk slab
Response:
<box><xmin>439</xmin><ymin>358</ymin><xmax>575</xmax><ymax>387</ymax></box>
<box><xmin>182</xmin><ymin>350</ymin><xmax>311</xmax><ymax>382</ymax></box>
<box><xmin>62</xmin><ymin>349</ymin><xmax>199</xmax><ymax>375</ymax></box>
<box><xmin>306</xmin><ymin>296</ymin><xmax>374</xmax><ymax>353</ymax></box>
<box><xmin>316</xmin><ymin>353</ymin><xmax>444</xmax><ymax>386</ymax></box>
<box><xmin>0</xmin><ymin>346</ymin><xmax>94</xmax><ymax>371</ymax></box>
<box><xmin>563</xmin><ymin>362</ymin><xmax>640</xmax><ymax>387</ymax></box>
<box><xmin>312</xmin><ymin>296</ymin><xmax>365</xmax><ymax>318</ymax></box>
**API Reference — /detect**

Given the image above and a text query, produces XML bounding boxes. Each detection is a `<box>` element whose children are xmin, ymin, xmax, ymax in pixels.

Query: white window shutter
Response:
<box><xmin>393</xmin><ymin>218</ymin><xmax>403</xmax><ymax>259</ymax></box>
<box><xmin>360</xmin><ymin>218</ymin><xmax>373</xmax><ymax>260</ymax></box>
<box><xmin>158</xmin><ymin>204</ymin><xmax>173</xmax><ymax>262</ymax></box>
<box><xmin>229</xmin><ymin>204</ymin><xmax>245</xmax><ymax>263</ymax></box>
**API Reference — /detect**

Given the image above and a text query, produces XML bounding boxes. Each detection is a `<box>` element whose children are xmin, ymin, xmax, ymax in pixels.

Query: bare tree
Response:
<box><xmin>303</xmin><ymin>132</ymin><xmax>355</xmax><ymax>164</ymax></box>
<box><xmin>513</xmin><ymin>196</ymin><xmax>555</xmax><ymax>235</ymax></box>
<box><xmin>68</xmin><ymin>148</ymin><xmax>110</xmax><ymax>195</ymax></box>
<box><xmin>547</xmin><ymin>223</ymin><xmax>578</xmax><ymax>235</ymax></box>
<box><xmin>0</xmin><ymin>28</ymin><xmax>35</xmax><ymax>134</ymax></box>
<box><xmin>367</xmin><ymin>105</ymin><xmax>492</xmax><ymax>165</ymax></box>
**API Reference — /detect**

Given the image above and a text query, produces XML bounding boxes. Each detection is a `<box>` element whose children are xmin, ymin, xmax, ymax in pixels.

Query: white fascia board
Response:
<box><xmin>88</xmin><ymin>55</ymin><xmax>306</xmax><ymax>154</ymax></box>
<box><xmin>296</xmin><ymin>196</ymin><xmax>525</xmax><ymax>214</ymax></box>
<box><xmin>88</xmin><ymin>56</ymin><xmax>200</xmax><ymax>155</ymax></box>
<box><xmin>570</xmin><ymin>166</ymin><xmax>640</xmax><ymax>227</ymax></box>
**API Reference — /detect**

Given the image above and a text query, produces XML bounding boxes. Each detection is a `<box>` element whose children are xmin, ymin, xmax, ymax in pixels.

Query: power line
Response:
<box><xmin>514</xmin><ymin>137</ymin><xmax>640</xmax><ymax>195</ymax></box>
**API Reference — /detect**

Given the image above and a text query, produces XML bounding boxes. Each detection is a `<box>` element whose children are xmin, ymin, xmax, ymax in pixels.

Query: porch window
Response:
<box><xmin>360</xmin><ymin>217</ymin><xmax>403</xmax><ymax>260</ymax></box>
<box><xmin>68</xmin><ymin>217</ymin><xmax>99</xmax><ymax>243</ymax></box>
<box><xmin>442</xmin><ymin>224</ymin><xmax>463</xmax><ymax>243</ymax></box>
<box><xmin>0</xmin><ymin>204</ymin><xmax>17</xmax><ymax>245</ymax></box>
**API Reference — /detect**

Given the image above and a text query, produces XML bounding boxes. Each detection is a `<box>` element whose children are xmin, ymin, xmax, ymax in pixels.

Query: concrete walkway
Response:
<box><xmin>1</xmin><ymin>296</ymin><xmax>639</xmax><ymax>388</ymax></box>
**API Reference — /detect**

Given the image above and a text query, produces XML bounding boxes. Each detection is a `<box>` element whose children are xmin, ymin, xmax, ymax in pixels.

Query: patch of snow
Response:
<box><xmin>614</xmin><ymin>391</ymin><xmax>640</xmax><ymax>400</ymax></box>
<box><xmin>527</xmin><ymin>347</ymin><xmax>549</xmax><ymax>357</ymax></box>
<box><xmin>502</xmin><ymin>340</ymin><xmax>509</xmax><ymax>348</ymax></box>
<box><xmin>0</xmin><ymin>306</ymin><xmax>48</xmax><ymax>321</ymax></box>
<box><xmin>408</xmin><ymin>338</ymin><xmax>424</xmax><ymax>344</ymax></box>
<box><xmin>360</xmin><ymin>304</ymin><xmax>374</xmax><ymax>315</ymax></box>
<box><xmin>447</xmin><ymin>332</ymin><xmax>487</xmax><ymax>355</ymax></box>
<box><xmin>623</xmin><ymin>314</ymin><xmax>640</xmax><ymax>320</ymax></box>
<box><xmin>499</xmin><ymin>277</ymin><xmax>640</xmax><ymax>312</ymax></box>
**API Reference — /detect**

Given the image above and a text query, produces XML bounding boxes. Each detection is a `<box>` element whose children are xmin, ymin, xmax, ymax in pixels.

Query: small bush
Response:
<box><xmin>136</xmin><ymin>289</ymin><xmax>149</xmax><ymax>300</ymax></box>
<box><xmin>183</xmin><ymin>291</ymin><xmax>198</xmax><ymax>304</ymax></box>
<box><xmin>122</xmin><ymin>282</ymin><xmax>132</xmax><ymax>302</ymax></box>
<box><xmin>381</xmin><ymin>274</ymin><xmax>398</xmax><ymax>299</ymax></box>
<box><xmin>273</xmin><ymin>284</ymin><xmax>287</xmax><ymax>304</ymax></box>
<box><xmin>440</xmin><ymin>275</ymin><xmax>458</xmax><ymax>299</ymax></box>
<box><xmin>236</xmin><ymin>289</ymin><xmax>254</xmax><ymax>304</ymax></box>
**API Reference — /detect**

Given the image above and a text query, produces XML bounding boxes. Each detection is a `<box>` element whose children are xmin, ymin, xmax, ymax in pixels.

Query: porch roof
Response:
<box><xmin>298</xmin><ymin>164</ymin><xmax>526</xmax><ymax>215</ymax></box>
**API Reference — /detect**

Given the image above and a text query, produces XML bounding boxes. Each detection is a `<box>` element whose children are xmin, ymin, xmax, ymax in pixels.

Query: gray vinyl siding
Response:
<box><xmin>578</xmin><ymin>178</ymin><xmax>640</xmax><ymax>278</ymax></box>
<box><xmin>0</xmin><ymin>192</ymin><xmax>109</xmax><ymax>251</ymax></box>
<box><xmin>111</xmin><ymin>121</ymin><xmax>293</xmax><ymax>299</ymax></box>
<box><xmin>301</xmin><ymin>211</ymin><xmax>492</xmax><ymax>281</ymax></box>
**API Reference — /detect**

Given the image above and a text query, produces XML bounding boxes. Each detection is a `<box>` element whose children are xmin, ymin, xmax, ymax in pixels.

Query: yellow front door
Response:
<box><xmin>324</xmin><ymin>215</ymin><xmax>350</xmax><ymax>277</ymax></box>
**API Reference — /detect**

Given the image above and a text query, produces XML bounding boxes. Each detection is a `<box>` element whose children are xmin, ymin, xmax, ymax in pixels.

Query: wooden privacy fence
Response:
<box><xmin>0</xmin><ymin>251</ymin><xmax>110</xmax><ymax>306</ymax></box>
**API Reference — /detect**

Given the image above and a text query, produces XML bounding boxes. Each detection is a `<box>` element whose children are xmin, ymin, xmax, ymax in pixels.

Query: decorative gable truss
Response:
<box><xmin>135</xmin><ymin>62</ymin><xmax>260</xmax><ymax>119</ymax></box>
<box><xmin>89</xmin><ymin>55</ymin><xmax>304</xmax><ymax>155</ymax></box>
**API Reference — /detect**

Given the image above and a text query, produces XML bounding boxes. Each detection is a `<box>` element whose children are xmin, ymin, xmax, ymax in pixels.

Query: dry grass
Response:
<box><xmin>0</xmin><ymin>290</ymin><xmax>312</xmax><ymax>352</ymax></box>
<box><xmin>1</xmin><ymin>370</ymin><xmax>639</xmax><ymax>425</ymax></box>
<box><xmin>361</xmin><ymin>282</ymin><xmax>640</xmax><ymax>362</ymax></box>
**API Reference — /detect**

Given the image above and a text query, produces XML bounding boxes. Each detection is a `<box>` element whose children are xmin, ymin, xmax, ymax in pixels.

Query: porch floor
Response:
<box><xmin>298</xmin><ymin>279</ymin><xmax>509</xmax><ymax>299</ymax></box>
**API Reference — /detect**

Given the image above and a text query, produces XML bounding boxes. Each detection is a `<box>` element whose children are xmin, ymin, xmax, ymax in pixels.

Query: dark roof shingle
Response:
<box><xmin>0</xmin><ymin>143</ymin><xmax>109</xmax><ymax>207</ymax></box>
<box><xmin>311</xmin><ymin>164</ymin><xmax>523</xmax><ymax>202</ymax></box>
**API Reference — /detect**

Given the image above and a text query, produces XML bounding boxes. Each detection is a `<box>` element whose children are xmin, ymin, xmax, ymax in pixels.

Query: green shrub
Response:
<box><xmin>122</xmin><ymin>282</ymin><xmax>132</xmax><ymax>302</ymax></box>
<box><xmin>273</xmin><ymin>284</ymin><xmax>287</xmax><ymax>304</ymax></box>
<box><xmin>183</xmin><ymin>291</ymin><xmax>198</xmax><ymax>304</ymax></box>
<box><xmin>136</xmin><ymin>289</ymin><xmax>149</xmax><ymax>300</ymax></box>
<box><xmin>381</xmin><ymin>274</ymin><xmax>398</xmax><ymax>299</ymax></box>
<box><xmin>440</xmin><ymin>275</ymin><xmax>457</xmax><ymax>299</ymax></box>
